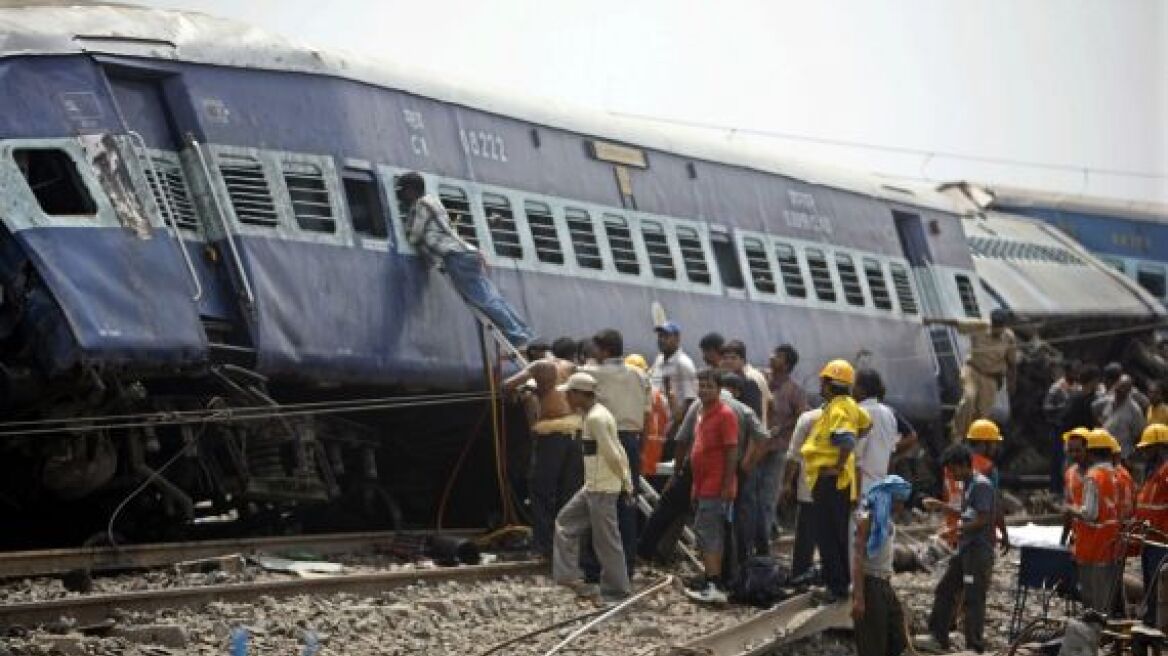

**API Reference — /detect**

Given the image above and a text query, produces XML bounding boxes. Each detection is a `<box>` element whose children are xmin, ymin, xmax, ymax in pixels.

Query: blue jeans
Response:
<box><xmin>443</xmin><ymin>251</ymin><xmax>534</xmax><ymax>346</ymax></box>
<box><xmin>751</xmin><ymin>449</ymin><xmax>785</xmax><ymax>551</ymax></box>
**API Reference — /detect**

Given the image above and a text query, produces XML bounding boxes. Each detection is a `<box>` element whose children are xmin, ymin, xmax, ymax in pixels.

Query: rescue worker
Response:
<box><xmin>1066</xmin><ymin>428</ymin><xmax>1123</xmax><ymax>614</ymax></box>
<box><xmin>1107</xmin><ymin>432</ymin><xmax>1136</xmax><ymax>523</ymax></box>
<box><xmin>1060</xmin><ymin>427</ymin><xmax>1091</xmax><ymax>546</ymax></box>
<box><xmin>939</xmin><ymin>419</ymin><xmax>1009</xmax><ymax>551</ymax></box>
<box><xmin>1135</xmin><ymin>423</ymin><xmax>1168</xmax><ymax>627</ymax></box>
<box><xmin>800</xmin><ymin>359</ymin><xmax>871</xmax><ymax>604</ymax></box>
<box><xmin>625</xmin><ymin>354</ymin><xmax>669</xmax><ymax>476</ymax></box>
<box><xmin>925</xmin><ymin>309</ymin><xmax>1018</xmax><ymax>441</ymax></box>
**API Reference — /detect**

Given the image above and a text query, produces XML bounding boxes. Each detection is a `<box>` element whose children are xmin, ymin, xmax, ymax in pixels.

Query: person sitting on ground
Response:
<box><xmin>852</xmin><ymin>475</ymin><xmax>913</xmax><ymax>656</ymax></box>
<box><xmin>551</xmin><ymin>372</ymin><xmax>633</xmax><ymax>604</ymax></box>
<box><xmin>916</xmin><ymin>444</ymin><xmax>997</xmax><ymax>654</ymax></box>
<box><xmin>684</xmin><ymin>369</ymin><xmax>740</xmax><ymax>604</ymax></box>
<box><xmin>395</xmin><ymin>171</ymin><xmax>534</xmax><ymax>348</ymax></box>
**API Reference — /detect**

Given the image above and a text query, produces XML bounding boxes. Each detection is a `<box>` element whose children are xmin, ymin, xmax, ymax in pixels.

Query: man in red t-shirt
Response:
<box><xmin>684</xmin><ymin>369</ymin><xmax>740</xmax><ymax>604</ymax></box>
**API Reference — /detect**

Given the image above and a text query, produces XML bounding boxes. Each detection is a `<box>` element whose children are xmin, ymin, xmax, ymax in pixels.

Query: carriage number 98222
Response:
<box><xmin>459</xmin><ymin>129</ymin><xmax>508</xmax><ymax>163</ymax></box>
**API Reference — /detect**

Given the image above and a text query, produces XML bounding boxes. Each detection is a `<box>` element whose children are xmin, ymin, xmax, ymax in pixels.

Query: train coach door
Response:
<box><xmin>893</xmin><ymin>210</ymin><xmax>961</xmax><ymax>406</ymax></box>
<box><xmin>101</xmin><ymin>66</ymin><xmax>255</xmax><ymax>353</ymax></box>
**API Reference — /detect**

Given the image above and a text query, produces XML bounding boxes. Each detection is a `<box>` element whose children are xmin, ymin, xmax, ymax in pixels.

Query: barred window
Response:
<box><xmin>566</xmin><ymin>208</ymin><xmax>602</xmax><ymax>270</ymax></box>
<box><xmin>605</xmin><ymin>214</ymin><xmax>640</xmax><ymax>275</ymax></box>
<box><xmin>890</xmin><ymin>263</ymin><xmax>919</xmax><ymax>314</ymax></box>
<box><xmin>439</xmin><ymin>185</ymin><xmax>479</xmax><ymax>248</ymax></box>
<box><xmin>641</xmin><ymin>220</ymin><xmax>677</xmax><ymax>280</ymax></box>
<box><xmin>775</xmin><ymin>242</ymin><xmax>806</xmax><ymax>298</ymax></box>
<box><xmin>219</xmin><ymin>155</ymin><xmax>278</xmax><ymax>228</ymax></box>
<box><xmin>955</xmin><ymin>274</ymin><xmax>981</xmax><ymax>318</ymax></box>
<box><xmin>835</xmin><ymin>253</ymin><xmax>865</xmax><ymax>306</ymax></box>
<box><xmin>483</xmin><ymin>193</ymin><xmax>522</xmax><ymax>258</ymax></box>
<box><xmin>805</xmin><ymin>247</ymin><xmax>836</xmax><ymax>302</ymax></box>
<box><xmin>283</xmin><ymin>163</ymin><xmax>334</xmax><ymax>233</ymax></box>
<box><xmin>142</xmin><ymin>156</ymin><xmax>198</xmax><ymax>231</ymax></box>
<box><xmin>525</xmin><ymin>201</ymin><xmax>563</xmax><ymax>264</ymax></box>
<box><xmin>676</xmin><ymin>226</ymin><xmax>711</xmax><ymax>284</ymax></box>
<box><xmin>863</xmin><ymin>258</ymin><xmax>892</xmax><ymax>311</ymax></box>
<box><xmin>743</xmin><ymin>237</ymin><xmax>776</xmax><ymax>294</ymax></box>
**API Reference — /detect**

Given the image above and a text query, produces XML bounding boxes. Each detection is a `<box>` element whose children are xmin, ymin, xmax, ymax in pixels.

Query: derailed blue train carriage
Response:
<box><xmin>0</xmin><ymin>3</ymin><xmax>1159</xmax><ymax>541</ymax></box>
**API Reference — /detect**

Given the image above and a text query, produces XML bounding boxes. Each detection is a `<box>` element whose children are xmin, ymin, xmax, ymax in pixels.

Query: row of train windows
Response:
<box><xmin>967</xmin><ymin>235</ymin><xmax>1086</xmax><ymax>266</ymax></box>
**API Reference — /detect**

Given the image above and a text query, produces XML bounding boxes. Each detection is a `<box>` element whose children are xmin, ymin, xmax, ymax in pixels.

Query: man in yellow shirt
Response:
<box><xmin>801</xmin><ymin>359</ymin><xmax>871</xmax><ymax>603</ymax></box>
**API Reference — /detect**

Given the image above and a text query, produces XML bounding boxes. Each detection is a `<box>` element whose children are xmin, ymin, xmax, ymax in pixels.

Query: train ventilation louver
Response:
<box><xmin>775</xmin><ymin>242</ymin><xmax>806</xmax><ymax>298</ymax></box>
<box><xmin>604</xmin><ymin>215</ymin><xmax>640</xmax><ymax>275</ymax></box>
<box><xmin>967</xmin><ymin>235</ymin><xmax>1086</xmax><ymax>266</ymax></box>
<box><xmin>283</xmin><ymin>163</ymin><xmax>335</xmax><ymax>234</ymax></box>
<box><xmin>642</xmin><ymin>220</ymin><xmax>677</xmax><ymax>280</ymax></box>
<box><xmin>889</xmin><ymin>263</ymin><xmax>919</xmax><ymax>315</ymax></box>
<box><xmin>676</xmin><ymin>226</ymin><xmax>711</xmax><ymax>285</ymax></box>
<box><xmin>143</xmin><ymin>157</ymin><xmax>198</xmax><ymax>231</ymax></box>
<box><xmin>524</xmin><ymin>201</ymin><xmax>564</xmax><ymax>265</ymax></box>
<box><xmin>483</xmin><ymin>193</ymin><xmax>522</xmax><ymax>259</ymax></box>
<box><xmin>805</xmin><ymin>248</ymin><xmax>836</xmax><ymax>302</ymax></box>
<box><xmin>566</xmin><ymin>208</ymin><xmax>603</xmax><ymax>270</ymax></box>
<box><xmin>863</xmin><ymin>258</ymin><xmax>893</xmax><ymax>311</ymax></box>
<box><xmin>835</xmin><ymin>253</ymin><xmax>865</xmax><ymax>306</ymax></box>
<box><xmin>955</xmin><ymin>274</ymin><xmax>981</xmax><ymax>318</ymax></box>
<box><xmin>218</xmin><ymin>156</ymin><xmax>279</xmax><ymax>228</ymax></box>
<box><xmin>439</xmin><ymin>185</ymin><xmax>479</xmax><ymax>248</ymax></box>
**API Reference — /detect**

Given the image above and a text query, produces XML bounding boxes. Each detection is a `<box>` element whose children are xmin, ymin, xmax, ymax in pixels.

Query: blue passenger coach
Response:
<box><xmin>0</xmin><ymin>3</ymin><xmax>1159</xmax><ymax>538</ymax></box>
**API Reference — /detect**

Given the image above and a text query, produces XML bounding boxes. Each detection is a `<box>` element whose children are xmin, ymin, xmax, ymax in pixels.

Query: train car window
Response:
<box><xmin>143</xmin><ymin>156</ymin><xmax>198</xmax><ymax>231</ymax></box>
<box><xmin>342</xmin><ymin>170</ymin><xmax>387</xmax><ymax>239</ymax></box>
<box><xmin>483</xmin><ymin>193</ymin><xmax>522</xmax><ymax>258</ymax></box>
<box><xmin>604</xmin><ymin>214</ymin><xmax>641</xmax><ymax>275</ymax></box>
<box><xmin>1099</xmin><ymin>256</ymin><xmax>1126</xmax><ymax>273</ymax></box>
<box><xmin>436</xmin><ymin>185</ymin><xmax>478</xmax><ymax>248</ymax></box>
<box><xmin>218</xmin><ymin>155</ymin><xmax>279</xmax><ymax>228</ymax></box>
<box><xmin>13</xmin><ymin>148</ymin><xmax>96</xmax><ymax>216</ymax></box>
<box><xmin>283</xmin><ymin>163</ymin><xmax>335</xmax><ymax>234</ymax></box>
<box><xmin>743</xmin><ymin>237</ymin><xmax>775</xmax><ymax>294</ymax></box>
<box><xmin>566</xmin><ymin>208</ymin><xmax>603</xmax><ymax>270</ymax></box>
<box><xmin>1137</xmin><ymin>263</ymin><xmax>1167</xmax><ymax>299</ymax></box>
<box><xmin>863</xmin><ymin>257</ymin><xmax>892</xmax><ymax>310</ymax></box>
<box><xmin>889</xmin><ymin>263</ymin><xmax>919</xmax><ymax>315</ymax></box>
<box><xmin>709</xmin><ymin>232</ymin><xmax>745</xmax><ymax>290</ymax></box>
<box><xmin>774</xmin><ymin>242</ymin><xmax>806</xmax><ymax>298</ymax></box>
<box><xmin>675</xmin><ymin>226</ymin><xmax>711</xmax><ymax>284</ymax></box>
<box><xmin>641</xmin><ymin>220</ymin><xmax>677</xmax><ymax>280</ymax></box>
<box><xmin>525</xmin><ymin>201</ymin><xmax>563</xmax><ymax>264</ymax></box>
<box><xmin>835</xmin><ymin>253</ymin><xmax>865</xmax><ymax>306</ymax></box>
<box><xmin>805</xmin><ymin>248</ymin><xmax>836</xmax><ymax>302</ymax></box>
<box><xmin>954</xmin><ymin>274</ymin><xmax>981</xmax><ymax>318</ymax></box>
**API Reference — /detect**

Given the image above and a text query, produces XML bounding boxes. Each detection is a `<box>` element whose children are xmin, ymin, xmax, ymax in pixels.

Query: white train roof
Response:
<box><xmin>941</xmin><ymin>181</ymin><xmax>1168</xmax><ymax>223</ymax></box>
<box><xmin>0</xmin><ymin>1</ymin><xmax>964</xmax><ymax>213</ymax></box>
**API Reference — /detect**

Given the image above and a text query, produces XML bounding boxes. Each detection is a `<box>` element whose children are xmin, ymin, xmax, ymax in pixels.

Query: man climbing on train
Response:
<box><xmin>395</xmin><ymin>171</ymin><xmax>534</xmax><ymax>348</ymax></box>
<box><xmin>924</xmin><ymin>309</ymin><xmax>1017</xmax><ymax>442</ymax></box>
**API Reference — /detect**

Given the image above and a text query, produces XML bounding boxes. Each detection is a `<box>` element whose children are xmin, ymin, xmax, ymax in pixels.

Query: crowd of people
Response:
<box><xmin>399</xmin><ymin>171</ymin><xmax>1168</xmax><ymax>654</ymax></box>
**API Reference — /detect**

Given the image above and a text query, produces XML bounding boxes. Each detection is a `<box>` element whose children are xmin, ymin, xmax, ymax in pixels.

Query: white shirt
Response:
<box><xmin>855</xmin><ymin>398</ymin><xmax>899</xmax><ymax>493</ymax></box>
<box><xmin>650</xmin><ymin>349</ymin><xmax>697</xmax><ymax>402</ymax></box>
<box><xmin>786</xmin><ymin>408</ymin><xmax>823</xmax><ymax>503</ymax></box>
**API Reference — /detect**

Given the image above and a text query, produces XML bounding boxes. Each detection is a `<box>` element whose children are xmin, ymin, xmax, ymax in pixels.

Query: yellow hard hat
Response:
<box><xmin>624</xmin><ymin>354</ymin><xmax>648</xmax><ymax>372</ymax></box>
<box><xmin>1138</xmin><ymin>424</ymin><xmax>1168</xmax><ymax>449</ymax></box>
<box><xmin>966</xmin><ymin>419</ymin><xmax>1002</xmax><ymax>442</ymax></box>
<box><xmin>819</xmin><ymin>359</ymin><xmax>855</xmax><ymax>386</ymax></box>
<box><xmin>1107</xmin><ymin>435</ymin><xmax>1122</xmax><ymax>455</ymax></box>
<box><xmin>1062</xmin><ymin>427</ymin><xmax>1091</xmax><ymax>443</ymax></box>
<box><xmin>1086</xmin><ymin>428</ymin><xmax>1114</xmax><ymax>451</ymax></box>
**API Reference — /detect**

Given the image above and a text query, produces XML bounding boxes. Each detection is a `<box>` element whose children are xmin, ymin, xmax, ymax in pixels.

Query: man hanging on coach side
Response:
<box><xmin>925</xmin><ymin>308</ymin><xmax>1018</xmax><ymax>442</ymax></box>
<box><xmin>395</xmin><ymin>172</ymin><xmax>535</xmax><ymax>348</ymax></box>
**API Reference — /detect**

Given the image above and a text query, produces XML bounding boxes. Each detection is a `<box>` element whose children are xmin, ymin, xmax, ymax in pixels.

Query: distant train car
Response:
<box><xmin>0</xmin><ymin>3</ymin><xmax>1160</xmax><ymax>541</ymax></box>
<box><xmin>944</xmin><ymin>182</ymin><xmax>1168</xmax><ymax>307</ymax></box>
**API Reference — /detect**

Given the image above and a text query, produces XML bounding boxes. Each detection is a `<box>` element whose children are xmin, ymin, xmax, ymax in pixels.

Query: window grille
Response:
<box><xmin>283</xmin><ymin>163</ymin><xmax>335</xmax><ymax>233</ymax></box>
<box><xmin>525</xmin><ymin>200</ymin><xmax>563</xmax><ymax>264</ymax></box>
<box><xmin>743</xmin><ymin>237</ymin><xmax>776</xmax><ymax>294</ymax></box>
<box><xmin>676</xmin><ymin>226</ymin><xmax>711</xmax><ymax>284</ymax></box>
<box><xmin>604</xmin><ymin>214</ymin><xmax>640</xmax><ymax>275</ymax></box>
<box><xmin>835</xmin><ymin>253</ymin><xmax>865</xmax><ymax>306</ymax></box>
<box><xmin>805</xmin><ymin>247</ymin><xmax>836</xmax><ymax>302</ymax></box>
<box><xmin>890</xmin><ymin>263</ymin><xmax>919</xmax><ymax>314</ymax></box>
<box><xmin>483</xmin><ymin>193</ymin><xmax>522</xmax><ymax>258</ymax></box>
<box><xmin>439</xmin><ymin>185</ymin><xmax>479</xmax><ymax>248</ymax></box>
<box><xmin>955</xmin><ymin>274</ymin><xmax>981</xmax><ymax>318</ymax></box>
<box><xmin>863</xmin><ymin>258</ymin><xmax>893</xmax><ymax>310</ymax></box>
<box><xmin>143</xmin><ymin>156</ymin><xmax>198</xmax><ymax>230</ymax></box>
<box><xmin>218</xmin><ymin>155</ymin><xmax>278</xmax><ymax>228</ymax></box>
<box><xmin>566</xmin><ymin>208</ymin><xmax>602</xmax><ymax>270</ymax></box>
<box><xmin>641</xmin><ymin>220</ymin><xmax>677</xmax><ymax>279</ymax></box>
<box><xmin>775</xmin><ymin>242</ymin><xmax>806</xmax><ymax>298</ymax></box>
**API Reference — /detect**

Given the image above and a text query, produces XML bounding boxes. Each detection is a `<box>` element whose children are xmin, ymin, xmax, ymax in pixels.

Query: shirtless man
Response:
<box><xmin>505</xmin><ymin>337</ymin><xmax>580</xmax><ymax>558</ymax></box>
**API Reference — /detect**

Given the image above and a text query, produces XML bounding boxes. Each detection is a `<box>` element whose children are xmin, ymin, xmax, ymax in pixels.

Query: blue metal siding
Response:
<box><xmin>1002</xmin><ymin>206</ymin><xmax>1167</xmax><ymax>262</ymax></box>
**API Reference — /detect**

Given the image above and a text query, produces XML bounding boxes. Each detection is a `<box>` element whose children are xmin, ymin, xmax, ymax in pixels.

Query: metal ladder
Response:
<box><xmin>439</xmin><ymin>267</ymin><xmax>529</xmax><ymax>367</ymax></box>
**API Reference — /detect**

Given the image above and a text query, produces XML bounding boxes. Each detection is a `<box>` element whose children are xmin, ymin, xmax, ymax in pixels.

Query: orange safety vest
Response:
<box><xmin>1065</xmin><ymin>465</ymin><xmax>1085</xmax><ymax>507</ymax></box>
<box><xmin>1116</xmin><ymin>465</ymin><xmax>1135</xmax><ymax>522</ymax></box>
<box><xmin>1072</xmin><ymin>465</ymin><xmax>1121</xmax><ymax>565</ymax></box>
<box><xmin>941</xmin><ymin>454</ymin><xmax>996</xmax><ymax>548</ymax></box>
<box><xmin>640</xmin><ymin>390</ymin><xmax>669</xmax><ymax>476</ymax></box>
<box><xmin>1137</xmin><ymin>462</ymin><xmax>1168</xmax><ymax>535</ymax></box>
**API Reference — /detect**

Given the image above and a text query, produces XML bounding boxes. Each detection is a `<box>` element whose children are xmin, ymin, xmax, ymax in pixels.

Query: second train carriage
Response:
<box><xmin>0</xmin><ymin>2</ymin><xmax>1161</xmax><ymax>539</ymax></box>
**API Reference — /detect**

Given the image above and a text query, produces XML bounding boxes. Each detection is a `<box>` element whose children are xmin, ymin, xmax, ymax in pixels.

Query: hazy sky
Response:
<box><xmin>143</xmin><ymin>0</ymin><xmax>1167</xmax><ymax>204</ymax></box>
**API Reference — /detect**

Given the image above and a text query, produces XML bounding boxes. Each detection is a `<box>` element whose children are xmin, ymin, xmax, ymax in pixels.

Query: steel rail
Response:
<box><xmin>0</xmin><ymin>529</ymin><xmax>479</xmax><ymax>580</ymax></box>
<box><xmin>0</xmin><ymin>560</ymin><xmax>543</xmax><ymax>628</ymax></box>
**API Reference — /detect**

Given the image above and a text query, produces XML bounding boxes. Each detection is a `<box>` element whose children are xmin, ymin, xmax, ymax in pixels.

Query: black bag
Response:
<box><xmin>730</xmin><ymin>556</ymin><xmax>791</xmax><ymax>607</ymax></box>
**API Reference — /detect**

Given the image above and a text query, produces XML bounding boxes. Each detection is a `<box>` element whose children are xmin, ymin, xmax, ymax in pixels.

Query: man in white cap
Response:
<box><xmin>552</xmin><ymin>372</ymin><xmax>634</xmax><ymax>602</ymax></box>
